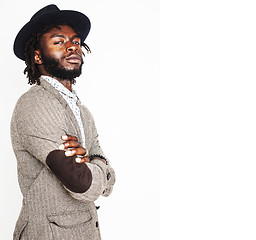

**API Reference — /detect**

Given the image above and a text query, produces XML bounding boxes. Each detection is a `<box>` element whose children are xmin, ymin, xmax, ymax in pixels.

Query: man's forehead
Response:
<box><xmin>43</xmin><ymin>25</ymin><xmax>80</xmax><ymax>38</ymax></box>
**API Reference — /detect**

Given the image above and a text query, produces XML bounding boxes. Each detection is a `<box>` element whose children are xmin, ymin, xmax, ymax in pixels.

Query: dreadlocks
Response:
<box><xmin>23</xmin><ymin>24</ymin><xmax>91</xmax><ymax>85</ymax></box>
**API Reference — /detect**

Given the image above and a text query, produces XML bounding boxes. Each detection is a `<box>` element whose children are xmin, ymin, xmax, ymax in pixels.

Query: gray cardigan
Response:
<box><xmin>11</xmin><ymin>78</ymin><xmax>115</xmax><ymax>240</ymax></box>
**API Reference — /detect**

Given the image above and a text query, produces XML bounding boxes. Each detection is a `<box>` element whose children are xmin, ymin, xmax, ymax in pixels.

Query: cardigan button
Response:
<box><xmin>107</xmin><ymin>172</ymin><xmax>111</xmax><ymax>180</ymax></box>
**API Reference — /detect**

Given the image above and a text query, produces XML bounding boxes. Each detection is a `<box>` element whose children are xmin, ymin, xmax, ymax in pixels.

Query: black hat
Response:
<box><xmin>14</xmin><ymin>4</ymin><xmax>91</xmax><ymax>61</ymax></box>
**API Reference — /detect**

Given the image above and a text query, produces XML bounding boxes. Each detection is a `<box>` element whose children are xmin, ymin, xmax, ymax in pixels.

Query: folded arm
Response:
<box><xmin>13</xmin><ymin>93</ymin><xmax>115</xmax><ymax>202</ymax></box>
<box><xmin>46</xmin><ymin>134</ymin><xmax>115</xmax><ymax>202</ymax></box>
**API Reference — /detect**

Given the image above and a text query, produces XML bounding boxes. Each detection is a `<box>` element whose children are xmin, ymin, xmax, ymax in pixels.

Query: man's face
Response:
<box><xmin>36</xmin><ymin>25</ymin><xmax>84</xmax><ymax>80</ymax></box>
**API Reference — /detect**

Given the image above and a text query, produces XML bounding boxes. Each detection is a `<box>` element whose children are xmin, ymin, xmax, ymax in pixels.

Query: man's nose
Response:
<box><xmin>66</xmin><ymin>42</ymin><xmax>77</xmax><ymax>52</ymax></box>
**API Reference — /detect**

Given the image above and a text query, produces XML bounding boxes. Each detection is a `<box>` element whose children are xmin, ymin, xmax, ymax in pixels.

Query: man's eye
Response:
<box><xmin>54</xmin><ymin>41</ymin><xmax>63</xmax><ymax>45</ymax></box>
<box><xmin>73</xmin><ymin>41</ymin><xmax>80</xmax><ymax>45</ymax></box>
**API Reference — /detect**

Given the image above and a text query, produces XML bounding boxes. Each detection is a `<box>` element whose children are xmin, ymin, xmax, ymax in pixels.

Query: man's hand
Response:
<box><xmin>59</xmin><ymin>135</ymin><xmax>90</xmax><ymax>163</ymax></box>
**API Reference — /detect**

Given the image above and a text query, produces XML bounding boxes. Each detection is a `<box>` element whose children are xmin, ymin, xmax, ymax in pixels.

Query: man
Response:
<box><xmin>11</xmin><ymin>4</ymin><xmax>115</xmax><ymax>240</ymax></box>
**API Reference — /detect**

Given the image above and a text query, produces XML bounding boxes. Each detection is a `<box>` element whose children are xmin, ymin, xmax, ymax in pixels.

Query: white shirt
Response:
<box><xmin>41</xmin><ymin>75</ymin><xmax>87</xmax><ymax>150</ymax></box>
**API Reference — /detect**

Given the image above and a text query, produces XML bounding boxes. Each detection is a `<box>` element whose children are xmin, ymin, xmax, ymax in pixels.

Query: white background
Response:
<box><xmin>0</xmin><ymin>0</ymin><xmax>160</xmax><ymax>239</ymax></box>
<box><xmin>162</xmin><ymin>0</ymin><xmax>256</xmax><ymax>239</ymax></box>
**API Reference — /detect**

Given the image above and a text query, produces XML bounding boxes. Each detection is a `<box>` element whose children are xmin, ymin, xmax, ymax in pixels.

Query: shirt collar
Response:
<box><xmin>41</xmin><ymin>75</ymin><xmax>80</xmax><ymax>103</ymax></box>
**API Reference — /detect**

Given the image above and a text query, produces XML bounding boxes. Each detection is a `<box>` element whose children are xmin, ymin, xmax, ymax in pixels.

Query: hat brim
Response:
<box><xmin>14</xmin><ymin>10</ymin><xmax>91</xmax><ymax>61</ymax></box>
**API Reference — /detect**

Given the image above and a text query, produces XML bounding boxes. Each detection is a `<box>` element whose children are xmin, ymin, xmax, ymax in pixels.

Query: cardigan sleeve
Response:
<box><xmin>66</xmin><ymin>106</ymin><xmax>116</xmax><ymax>201</ymax></box>
<box><xmin>12</xmin><ymin>90</ymin><xmax>68</xmax><ymax>164</ymax></box>
<box><xmin>88</xmin><ymin>116</ymin><xmax>116</xmax><ymax>197</ymax></box>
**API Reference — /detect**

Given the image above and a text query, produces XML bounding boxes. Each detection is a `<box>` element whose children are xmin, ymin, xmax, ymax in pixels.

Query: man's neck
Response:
<box><xmin>57</xmin><ymin>79</ymin><xmax>73</xmax><ymax>92</ymax></box>
<box><xmin>42</xmin><ymin>74</ymin><xmax>73</xmax><ymax>92</ymax></box>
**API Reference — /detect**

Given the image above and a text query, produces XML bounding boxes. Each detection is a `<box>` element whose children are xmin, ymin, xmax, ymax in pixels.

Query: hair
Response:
<box><xmin>23</xmin><ymin>24</ymin><xmax>91</xmax><ymax>85</ymax></box>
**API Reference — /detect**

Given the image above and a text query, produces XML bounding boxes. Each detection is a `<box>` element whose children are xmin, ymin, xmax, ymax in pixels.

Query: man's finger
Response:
<box><xmin>74</xmin><ymin>147</ymin><xmax>87</xmax><ymax>156</ymax></box>
<box><xmin>75</xmin><ymin>157</ymin><xmax>90</xmax><ymax>163</ymax></box>
<box><xmin>64</xmin><ymin>147</ymin><xmax>87</xmax><ymax>157</ymax></box>
<box><xmin>64</xmin><ymin>149</ymin><xmax>76</xmax><ymax>157</ymax></box>
<box><xmin>59</xmin><ymin>140</ymin><xmax>80</xmax><ymax>150</ymax></box>
<box><xmin>61</xmin><ymin>135</ymin><xmax>78</xmax><ymax>141</ymax></box>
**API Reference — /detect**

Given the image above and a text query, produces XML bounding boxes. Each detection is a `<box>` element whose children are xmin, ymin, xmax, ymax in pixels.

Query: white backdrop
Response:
<box><xmin>162</xmin><ymin>0</ymin><xmax>256</xmax><ymax>239</ymax></box>
<box><xmin>0</xmin><ymin>0</ymin><xmax>160</xmax><ymax>239</ymax></box>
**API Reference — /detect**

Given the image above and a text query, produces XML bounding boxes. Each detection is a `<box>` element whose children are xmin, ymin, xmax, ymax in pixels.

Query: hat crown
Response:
<box><xmin>31</xmin><ymin>4</ymin><xmax>60</xmax><ymax>20</ymax></box>
<box><xmin>14</xmin><ymin>4</ymin><xmax>91</xmax><ymax>61</ymax></box>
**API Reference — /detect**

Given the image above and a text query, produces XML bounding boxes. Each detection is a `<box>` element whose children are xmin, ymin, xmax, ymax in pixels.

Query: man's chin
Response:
<box><xmin>64</xmin><ymin>66</ymin><xmax>81</xmax><ymax>71</ymax></box>
<box><xmin>40</xmin><ymin>53</ymin><xmax>83</xmax><ymax>81</ymax></box>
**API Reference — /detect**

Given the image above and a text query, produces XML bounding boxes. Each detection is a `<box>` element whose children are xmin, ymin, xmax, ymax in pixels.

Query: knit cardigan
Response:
<box><xmin>11</xmin><ymin>78</ymin><xmax>115</xmax><ymax>240</ymax></box>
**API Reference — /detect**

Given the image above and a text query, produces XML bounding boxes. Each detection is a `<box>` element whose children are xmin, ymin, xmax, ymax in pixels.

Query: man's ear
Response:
<box><xmin>34</xmin><ymin>50</ymin><xmax>43</xmax><ymax>64</ymax></box>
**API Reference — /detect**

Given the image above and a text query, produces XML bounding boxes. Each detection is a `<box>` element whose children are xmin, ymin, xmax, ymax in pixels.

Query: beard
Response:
<box><xmin>40</xmin><ymin>50</ymin><xmax>83</xmax><ymax>82</ymax></box>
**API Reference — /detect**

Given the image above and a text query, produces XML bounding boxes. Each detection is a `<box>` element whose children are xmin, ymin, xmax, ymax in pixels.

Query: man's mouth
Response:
<box><xmin>65</xmin><ymin>54</ymin><xmax>82</xmax><ymax>64</ymax></box>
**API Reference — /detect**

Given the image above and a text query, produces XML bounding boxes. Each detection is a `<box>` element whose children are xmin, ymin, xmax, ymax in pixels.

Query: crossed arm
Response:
<box><xmin>12</xmin><ymin>94</ymin><xmax>115</xmax><ymax>201</ymax></box>
<box><xmin>45</xmin><ymin>133</ymin><xmax>116</xmax><ymax>200</ymax></box>
<box><xmin>46</xmin><ymin>134</ymin><xmax>107</xmax><ymax>194</ymax></box>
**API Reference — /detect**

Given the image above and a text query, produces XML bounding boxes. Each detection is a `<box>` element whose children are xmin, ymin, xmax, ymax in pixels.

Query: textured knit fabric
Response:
<box><xmin>11</xmin><ymin>77</ymin><xmax>115</xmax><ymax>240</ymax></box>
<box><xmin>41</xmin><ymin>75</ymin><xmax>87</xmax><ymax>149</ymax></box>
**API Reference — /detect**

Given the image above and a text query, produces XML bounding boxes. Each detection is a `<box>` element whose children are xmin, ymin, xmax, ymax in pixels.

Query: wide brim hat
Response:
<box><xmin>14</xmin><ymin>4</ymin><xmax>91</xmax><ymax>61</ymax></box>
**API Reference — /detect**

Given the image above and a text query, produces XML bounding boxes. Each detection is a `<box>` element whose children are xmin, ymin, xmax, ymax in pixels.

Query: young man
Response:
<box><xmin>11</xmin><ymin>4</ymin><xmax>115</xmax><ymax>240</ymax></box>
